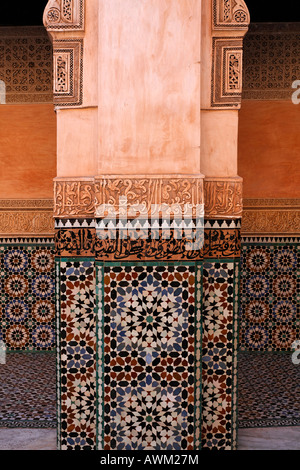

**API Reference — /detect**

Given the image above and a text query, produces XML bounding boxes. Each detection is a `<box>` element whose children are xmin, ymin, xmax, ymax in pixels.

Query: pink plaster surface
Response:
<box><xmin>97</xmin><ymin>0</ymin><xmax>201</xmax><ymax>175</ymax></box>
<box><xmin>201</xmin><ymin>110</ymin><xmax>239</xmax><ymax>177</ymax></box>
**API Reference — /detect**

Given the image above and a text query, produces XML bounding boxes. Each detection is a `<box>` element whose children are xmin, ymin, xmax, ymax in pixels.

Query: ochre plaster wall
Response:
<box><xmin>0</xmin><ymin>104</ymin><xmax>56</xmax><ymax>199</ymax></box>
<box><xmin>238</xmin><ymin>100</ymin><xmax>300</xmax><ymax>198</ymax></box>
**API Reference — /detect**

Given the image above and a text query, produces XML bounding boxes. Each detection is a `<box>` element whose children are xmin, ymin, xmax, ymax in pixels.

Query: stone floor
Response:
<box><xmin>238</xmin><ymin>427</ymin><xmax>300</xmax><ymax>450</ymax></box>
<box><xmin>238</xmin><ymin>351</ymin><xmax>300</xmax><ymax>428</ymax></box>
<box><xmin>0</xmin><ymin>428</ymin><xmax>57</xmax><ymax>450</ymax></box>
<box><xmin>0</xmin><ymin>352</ymin><xmax>56</xmax><ymax>428</ymax></box>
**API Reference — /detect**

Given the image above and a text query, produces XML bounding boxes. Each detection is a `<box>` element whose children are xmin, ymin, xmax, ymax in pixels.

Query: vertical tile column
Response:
<box><xmin>55</xmin><ymin>219</ymin><xmax>98</xmax><ymax>450</ymax></box>
<box><xmin>201</xmin><ymin>179</ymin><xmax>242</xmax><ymax>450</ymax></box>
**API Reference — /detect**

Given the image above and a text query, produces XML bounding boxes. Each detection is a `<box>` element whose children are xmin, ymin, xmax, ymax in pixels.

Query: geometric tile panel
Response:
<box><xmin>0</xmin><ymin>243</ymin><xmax>56</xmax><ymax>350</ymax></box>
<box><xmin>202</xmin><ymin>261</ymin><xmax>238</xmax><ymax>450</ymax></box>
<box><xmin>58</xmin><ymin>259</ymin><xmax>97</xmax><ymax>450</ymax></box>
<box><xmin>99</xmin><ymin>263</ymin><xmax>201</xmax><ymax>450</ymax></box>
<box><xmin>240</xmin><ymin>241</ymin><xmax>300</xmax><ymax>351</ymax></box>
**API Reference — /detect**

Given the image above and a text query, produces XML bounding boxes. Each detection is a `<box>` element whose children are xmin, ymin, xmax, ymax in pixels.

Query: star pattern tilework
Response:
<box><xmin>0</xmin><ymin>244</ymin><xmax>56</xmax><ymax>351</ymax></box>
<box><xmin>240</xmin><ymin>243</ymin><xmax>300</xmax><ymax>351</ymax></box>
<box><xmin>202</xmin><ymin>261</ymin><xmax>237</xmax><ymax>450</ymax></box>
<box><xmin>101</xmin><ymin>264</ymin><xmax>199</xmax><ymax>451</ymax></box>
<box><xmin>59</xmin><ymin>259</ymin><xmax>97</xmax><ymax>450</ymax></box>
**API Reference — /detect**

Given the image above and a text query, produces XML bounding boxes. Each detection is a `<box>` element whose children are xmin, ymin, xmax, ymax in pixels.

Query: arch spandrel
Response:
<box><xmin>213</xmin><ymin>0</ymin><xmax>250</xmax><ymax>30</ymax></box>
<box><xmin>43</xmin><ymin>0</ymin><xmax>85</xmax><ymax>31</ymax></box>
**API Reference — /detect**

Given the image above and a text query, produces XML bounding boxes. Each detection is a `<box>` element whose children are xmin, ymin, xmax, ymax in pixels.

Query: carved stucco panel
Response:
<box><xmin>204</xmin><ymin>179</ymin><xmax>243</xmax><ymax>219</ymax></box>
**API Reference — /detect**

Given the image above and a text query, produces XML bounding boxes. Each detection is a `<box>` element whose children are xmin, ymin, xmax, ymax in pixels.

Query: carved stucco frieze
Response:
<box><xmin>54</xmin><ymin>176</ymin><xmax>205</xmax><ymax>219</ymax></box>
<box><xmin>95</xmin><ymin>176</ymin><xmax>204</xmax><ymax>218</ymax></box>
<box><xmin>53</xmin><ymin>177</ymin><xmax>245</xmax><ymax>220</ymax></box>
<box><xmin>0</xmin><ymin>200</ymin><xmax>54</xmax><ymax>236</ymax></box>
<box><xmin>242</xmin><ymin>199</ymin><xmax>300</xmax><ymax>235</ymax></box>
<box><xmin>211</xmin><ymin>37</ymin><xmax>244</xmax><ymax>108</ymax></box>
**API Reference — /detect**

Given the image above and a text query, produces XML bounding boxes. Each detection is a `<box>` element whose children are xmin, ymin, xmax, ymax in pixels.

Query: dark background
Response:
<box><xmin>0</xmin><ymin>1</ymin><xmax>299</xmax><ymax>26</ymax></box>
<box><xmin>245</xmin><ymin>0</ymin><xmax>300</xmax><ymax>22</ymax></box>
<box><xmin>0</xmin><ymin>1</ymin><xmax>48</xmax><ymax>26</ymax></box>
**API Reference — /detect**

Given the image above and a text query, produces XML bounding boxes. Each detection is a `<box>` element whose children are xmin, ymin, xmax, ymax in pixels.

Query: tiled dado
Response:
<box><xmin>55</xmin><ymin>219</ymin><xmax>241</xmax><ymax>450</ymax></box>
<box><xmin>240</xmin><ymin>237</ymin><xmax>300</xmax><ymax>352</ymax></box>
<box><xmin>100</xmin><ymin>263</ymin><xmax>202</xmax><ymax>450</ymax></box>
<box><xmin>0</xmin><ymin>238</ymin><xmax>56</xmax><ymax>351</ymax></box>
<box><xmin>56</xmin><ymin>259</ymin><xmax>201</xmax><ymax>450</ymax></box>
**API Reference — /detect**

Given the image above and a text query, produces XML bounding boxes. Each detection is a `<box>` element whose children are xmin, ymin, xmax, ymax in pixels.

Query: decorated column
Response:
<box><xmin>44</xmin><ymin>0</ymin><xmax>249</xmax><ymax>451</ymax></box>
